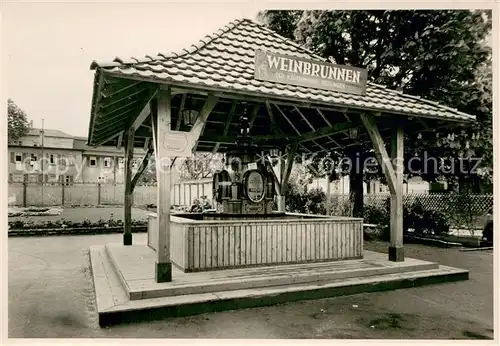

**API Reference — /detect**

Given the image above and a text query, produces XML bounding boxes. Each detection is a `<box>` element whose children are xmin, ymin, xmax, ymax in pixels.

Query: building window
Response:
<box><xmin>89</xmin><ymin>156</ymin><xmax>97</xmax><ymax>167</ymax></box>
<box><xmin>49</xmin><ymin>154</ymin><xmax>55</xmax><ymax>164</ymax></box>
<box><xmin>15</xmin><ymin>153</ymin><xmax>22</xmax><ymax>163</ymax></box>
<box><xmin>60</xmin><ymin>155</ymin><xmax>67</xmax><ymax>166</ymax></box>
<box><xmin>118</xmin><ymin>158</ymin><xmax>124</xmax><ymax>169</ymax></box>
<box><xmin>30</xmin><ymin>153</ymin><xmax>37</xmax><ymax>162</ymax></box>
<box><xmin>104</xmin><ymin>157</ymin><xmax>112</xmax><ymax>168</ymax></box>
<box><xmin>132</xmin><ymin>159</ymin><xmax>138</xmax><ymax>169</ymax></box>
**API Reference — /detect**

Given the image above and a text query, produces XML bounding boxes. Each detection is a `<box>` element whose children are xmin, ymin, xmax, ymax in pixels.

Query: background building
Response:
<box><xmin>8</xmin><ymin>126</ymin><xmax>146</xmax><ymax>184</ymax></box>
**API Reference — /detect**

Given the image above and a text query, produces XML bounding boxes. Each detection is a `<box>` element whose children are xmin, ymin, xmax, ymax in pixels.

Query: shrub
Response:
<box><xmin>364</xmin><ymin>197</ymin><xmax>450</xmax><ymax>240</ymax></box>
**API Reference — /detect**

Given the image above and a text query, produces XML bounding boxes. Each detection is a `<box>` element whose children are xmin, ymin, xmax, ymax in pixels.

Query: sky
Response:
<box><xmin>3</xmin><ymin>2</ymin><xmax>263</xmax><ymax>138</ymax></box>
<box><xmin>3</xmin><ymin>3</ymin><xmax>494</xmax><ymax>139</ymax></box>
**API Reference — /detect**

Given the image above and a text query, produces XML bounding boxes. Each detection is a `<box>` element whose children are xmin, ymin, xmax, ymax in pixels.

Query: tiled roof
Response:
<box><xmin>90</xmin><ymin>18</ymin><xmax>475</xmax><ymax>123</ymax></box>
<box><xmin>29</xmin><ymin>128</ymin><xmax>74</xmax><ymax>138</ymax></box>
<box><xmin>73</xmin><ymin>138</ymin><xmax>145</xmax><ymax>154</ymax></box>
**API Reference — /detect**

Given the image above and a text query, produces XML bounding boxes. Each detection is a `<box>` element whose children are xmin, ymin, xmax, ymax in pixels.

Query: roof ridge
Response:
<box><xmin>90</xmin><ymin>18</ymin><xmax>246</xmax><ymax>70</ymax></box>
<box><xmin>248</xmin><ymin>18</ymin><xmax>328</xmax><ymax>62</ymax></box>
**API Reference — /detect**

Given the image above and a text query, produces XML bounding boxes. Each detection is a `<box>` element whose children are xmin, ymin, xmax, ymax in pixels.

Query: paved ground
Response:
<box><xmin>8</xmin><ymin>234</ymin><xmax>494</xmax><ymax>339</ymax></box>
<box><xmin>8</xmin><ymin>207</ymin><xmax>150</xmax><ymax>224</ymax></box>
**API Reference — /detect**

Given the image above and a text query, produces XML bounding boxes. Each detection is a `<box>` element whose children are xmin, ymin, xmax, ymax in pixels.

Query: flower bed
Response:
<box><xmin>8</xmin><ymin>217</ymin><xmax>147</xmax><ymax>237</ymax></box>
<box><xmin>8</xmin><ymin>206</ymin><xmax>63</xmax><ymax>217</ymax></box>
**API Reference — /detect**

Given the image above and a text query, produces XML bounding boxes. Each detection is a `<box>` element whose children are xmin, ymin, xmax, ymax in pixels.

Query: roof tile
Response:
<box><xmin>92</xmin><ymin>18</ymin><xmax>475</xmax><ymax>122</ymax></box>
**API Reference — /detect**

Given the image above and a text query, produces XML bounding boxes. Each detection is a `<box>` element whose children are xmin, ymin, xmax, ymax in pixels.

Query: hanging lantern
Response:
<box><xmin>182</xmin><ymin>109</ymin><xmax>199</xmax><ymax>126</ymax></box>
<box><xmin>348</xmin><ymin>127</ymin><xmax>359</xmax><ymax>139</ymax></box>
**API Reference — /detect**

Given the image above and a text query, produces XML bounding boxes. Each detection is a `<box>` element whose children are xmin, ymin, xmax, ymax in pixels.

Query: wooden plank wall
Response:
<box><xmin>170</xmin><ymin>222</ymin><xmax>187</xmax><ymax>269</ymax></box>
<box><xmin>184</xmin><ymin>220</ymin><xmax>363</xmax><ymax>272</ymax></box>
<box><xmin>147</xmin><ymin>214</ymin><xmax>158</xmax><ymax>251</ymax></box>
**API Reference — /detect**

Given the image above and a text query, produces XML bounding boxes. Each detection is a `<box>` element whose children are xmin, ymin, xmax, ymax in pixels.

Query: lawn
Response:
<box><xmin>8</xmin><ymin>207</ymin><xmax>151</xmax><ymax>224</ymax></box>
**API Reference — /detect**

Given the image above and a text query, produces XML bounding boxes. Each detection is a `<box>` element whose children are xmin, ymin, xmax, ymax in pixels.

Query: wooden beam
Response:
<box><xmin>91</xmin><ymin>130</ymin><xmax>122</xmax><ymax>148</ymax></box>
<box><xmin>274</xmin><ymin>104</ymin><xmax>301</xmax><ymax>135</ymax></box>
<box><xmin>191</xmin><ymin>94</ymin><xmax>218</xmax><ymax>152</ymax></box>
<box><xmin>389</xmin><ymin>125</ymin><xmax>404</xmax><ymax>261</ymax></box>
<box><xmin>249</xmin><ymin>104</ymin><xmax>260</xmax><ymax>130</ymax></box>
<box><xmin>116</xmin><ymin>132</ymin><xmax>123</xmax><ymax>150</ymax></box>
<box><xmin>96</xmin><ymin>99</ymin><xmax>142</xmax><ymax>121</ymax></box>
<box><xmin>294</xmin><ymin>106</ymin><xmax>315</xmax><ymax>131</ymax></box>
<box><xmin>212</xmin><ymin>100</ymin><xmax>237</xmax><ymax>153</ymax></box>
<box><xmin>264</xmin><ymin>155</ymin><xmax>281</xmax><ymax>195</ymax></box>
<box><xmin>175</xmin><ymin>94</ymin><xmax>187</xmax><ymax>131</ymax></box>
<box><xmin>360</xmin><ymin>113</ymin><xmax>397</xmax><ymax>195</ymax></box>
<box><xmin>265</xmin><ymin>100</ymin><xmax>278</xmax><ymax>134</ymax></box>
<box><xmin>316</xmin><ymin>109</ymin><xmax>332</xmax><ymax>127</ymax></box>
<box><xmin>281</xmin><ymin>143</ymin><xmax>298</xmax><ymax>194</ymax></box>
<box><xmin>123</xmin><ymin>125</ymin><xmax>135</xmax><ymax>245</ymax></box>
<box><xmin>130</xmin><ymin>103</ymin><xmax>151</xmax><ymax>132</ymax></box>
<box><xmin>266</xmin><ymin>101</ymin><xmax>313</xmax><ymax>154</ymax></box>
<box><xmin>99</xmin><ymin>88</ymin><xmax>147</xmax><ymax>110</ymax></box>
<box><xmin>143</xmin><ymin>137</ymin><xmax>150</xmax><ymax>151</ymax></box>
<box><xmin>127</xmin><ymin>88</ymin><xmax>159</xmax><ymax>131</ymax></box>
<box><xmin>100</xmin><ymin>81</ymin><xmax>142</xmax><ymax>99</ymax></box>
<box><xmin>131</xmin><ymin>147</ymin><xmax>154</xmax><ymax>191</ymax></box>
<box><xmin>153</xmin><ymin>88</ymin><xmax>173</xmax><ymax>283</ymax></box>
<box><xmin>295</xmin><ymin>121</ymin><xmax>355</xmax><ymax>144</ymax></box>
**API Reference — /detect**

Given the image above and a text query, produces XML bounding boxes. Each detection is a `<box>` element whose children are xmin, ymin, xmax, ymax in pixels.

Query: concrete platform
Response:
<box><xmin>89</xmin><ymin>243</ymin><xmax>469</xmax><ymax>326</ymax></box>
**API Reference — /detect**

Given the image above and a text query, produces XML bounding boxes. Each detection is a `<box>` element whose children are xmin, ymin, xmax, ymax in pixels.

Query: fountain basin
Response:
<box><xmin>147</xmin><ymin>212</ymin><xmax>363</xmax><ymax>272</ymax></box>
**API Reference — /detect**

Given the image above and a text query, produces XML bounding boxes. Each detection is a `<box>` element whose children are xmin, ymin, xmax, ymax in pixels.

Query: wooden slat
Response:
<box><xmin>221</xmin><ymin>226</ymin><xmax>227</xmax><ymax>267</ymax></box>
<box><xmin>336</xmin><ymin>224</ymin><xmax>341</xmax><ymax>260</ymax></box>
<box><xmin>188</xmin><ymin>228</ymin><xmax>194</xmax><ymax>270</ymax></box>
<box><xmin>229</xmin><ymin>225</ymin><xmax>235</xmax><ymax>266</ymax></box>
<box><xmin>194</xmin><ymin>227</ymin><xmax>200</xmax><ymax>269</ymax></box>
<box><xmin>211</xmin><ymin>227</ymin><xmax>218</xmax><ymax>268</ymax></box>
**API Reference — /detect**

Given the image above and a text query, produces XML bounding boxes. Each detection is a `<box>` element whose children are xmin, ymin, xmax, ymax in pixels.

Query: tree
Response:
<box><xmin>179</xmin><ymin>152</ymin><xmax>220</xmax><ymax>180</ymax></box>
<box><xmin>259</xmin><ymin>10</ymin><xmax>493</xmax><ymax>193</ymax></box>
<box><xmin>7</xmin><ymin>99</ymin><xmax>29</xmax><ymax>144</ymax></box>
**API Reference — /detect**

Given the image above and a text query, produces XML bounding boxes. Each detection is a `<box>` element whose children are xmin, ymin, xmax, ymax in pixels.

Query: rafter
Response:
<box><xmin>175</xmin><ymin>94</ymin><xmax>187</xmax><ymax>130</ymax></box>
<box><xmin>101</xmin><ymin>81</ymin><xmax>143</xmax><ymax>99</ymax></box>
<box><xmin>213</xmin><ymin>100</ymin><xmax>237</xmax><ymax>153</ymax></box>
<box><xmin>295</xmin><ymin>121</ymin><xmax>355</xmax><ymax>144</ymax></box>
<box><xmin>191</xmin><ymin>94</ymin><xmax>218</xmax><ymax>152</ymax></box>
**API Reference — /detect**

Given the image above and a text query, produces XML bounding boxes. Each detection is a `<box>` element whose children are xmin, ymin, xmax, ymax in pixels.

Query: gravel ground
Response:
<box><xmin>8</xmin><ymin>234</ymin><xmax>494</xmax><ymax>339</ymax></box>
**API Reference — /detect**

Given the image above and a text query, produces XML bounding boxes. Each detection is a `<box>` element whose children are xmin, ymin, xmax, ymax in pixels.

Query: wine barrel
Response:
<box><xmin>213</xmin><ymin>170</ymin><xmax>231</xmax><ymax>202</ymax></box>
<box><xmin>241</xmin><ymin>169</ymin><xmax>266</xmax><ymax>203</ymax></box>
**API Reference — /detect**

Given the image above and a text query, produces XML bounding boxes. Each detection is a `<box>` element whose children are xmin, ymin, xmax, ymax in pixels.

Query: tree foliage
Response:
<box><xmin>179</xmin><ymin>152</ymin><xmax>221</xmax><ymax>180</ymax></box>
<box><xmin>7</xmin><ymin>99</ymin><xmax>29</xmax><ymax>144</ymax></box>
<box><xmin>259</xmin><ymin>10</ymin><xmax>493</xmax><ymax>191</ymax></box>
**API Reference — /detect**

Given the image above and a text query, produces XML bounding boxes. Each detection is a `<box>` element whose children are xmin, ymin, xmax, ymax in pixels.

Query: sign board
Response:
<box><xmin>161</xmin><ymin>130</ymin><xmax>192</xmax><ymax>157</ymax></box>
<box><xmin>254</xmin><ymin>49</ymin><xmax>368</xmax><ymax>95</ymax></box>
<box><xmin>245</xmin><ymin>170</ymin><xmax>265</xmax><ymax>203</ymax></box>
<box><xmin>247</xmin><ymin>162</ymin><xmax>258</xmax><ymax>170</ymax></box>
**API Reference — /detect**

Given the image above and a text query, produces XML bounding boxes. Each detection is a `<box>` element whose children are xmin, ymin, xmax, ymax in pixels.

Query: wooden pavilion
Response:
<box><xmin>88</xmin><ymin>18</ymin><xmax>475</xmax><ymax>284</ymax></box>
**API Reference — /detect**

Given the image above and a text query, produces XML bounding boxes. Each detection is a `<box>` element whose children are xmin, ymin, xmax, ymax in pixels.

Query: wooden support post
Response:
<box><xmin>151</xmin><ymin>89</ymin><xmax>173</xmax><ymax>282</ymax></box>
<box><xmin>123</xmin><ymin>126</ymin><xmax>135</xmax><ymax>246</ymax></box>
<box><xmin>361</xmin><ymin>114</ymin><xmax>403</xmax><ymax>262</ymax></box>
<box><xmin>277</xmin><ymin>153</ymin><xmax>286</xmax><ymax>212</ymax></box>
<box><xmin>389</xmin><ymin>126</ymin><xmax>404</xmax><ymax>262</ymax></box>
<box><xmin>278</xmin><ymin>144</ymin><xmax>297</xmax><ymax>212</ymax></box>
